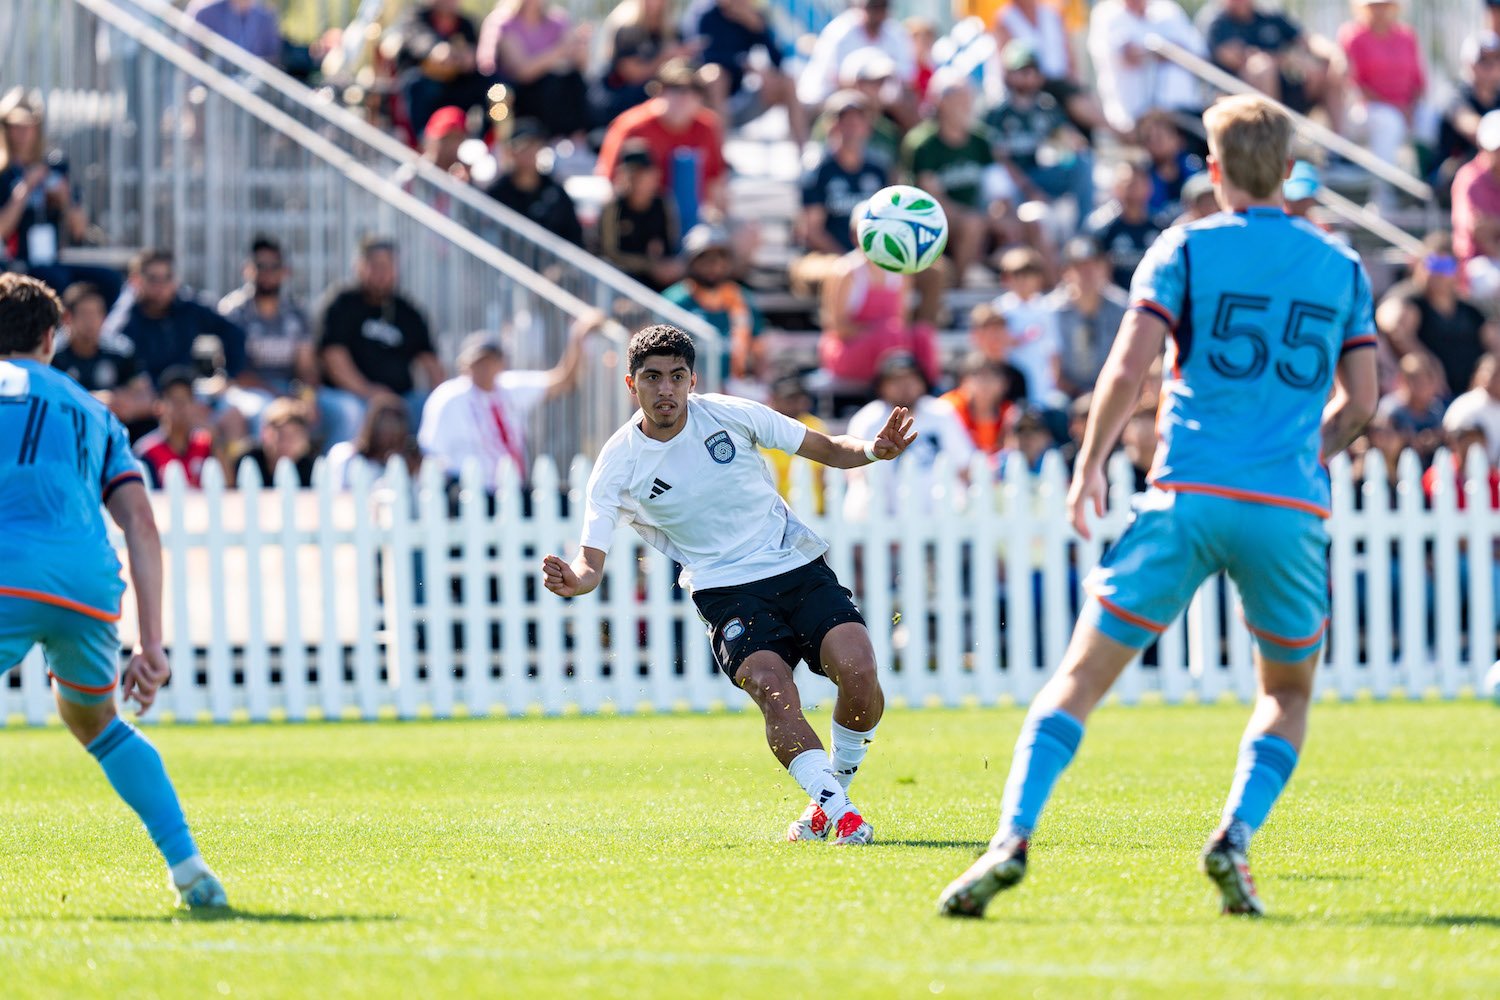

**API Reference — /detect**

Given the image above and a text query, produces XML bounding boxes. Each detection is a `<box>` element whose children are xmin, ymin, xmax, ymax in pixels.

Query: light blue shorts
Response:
<box><xmin>1082</xmin><ymin>488</ymin><xmax>1330</xmax><ymax>662</ymax></box>
<box><xmin>0</xmin><ymin>596</ymin><xmax>121</xmax><ymax>705</ymax></box>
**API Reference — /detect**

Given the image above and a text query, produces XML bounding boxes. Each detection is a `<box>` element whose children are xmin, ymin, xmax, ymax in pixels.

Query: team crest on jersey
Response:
<box><xmin>705</xmin><ymin>430</ymin><xmax>735</xmax><ymax>464</ymax></box>
<box><xmin>723</xmin><ymin>618</ymin><xmax>745</xmax><ymax>641</ymax></box>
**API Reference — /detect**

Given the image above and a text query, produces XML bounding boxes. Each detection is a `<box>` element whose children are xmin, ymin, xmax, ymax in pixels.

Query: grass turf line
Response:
<box><xmin>0</xmin><ymin>701</ymin><xmax>1496</xmax><ymax>999</ymax></box>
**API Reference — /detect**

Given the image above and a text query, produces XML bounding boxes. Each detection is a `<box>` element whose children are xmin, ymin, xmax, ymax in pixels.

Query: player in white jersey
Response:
<box><xmin>542</xmin><ymin>325</ymin><xmax>916</xmax><ymax>845</ymax></box>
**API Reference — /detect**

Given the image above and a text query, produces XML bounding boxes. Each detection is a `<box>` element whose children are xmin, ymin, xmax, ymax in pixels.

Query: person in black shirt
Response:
<box><xmin>229</xmin><ymin>396</ymin><xmax>317</xmax><ymax>488</ymax></box>
<box><xmin>692</xmin><ymin>0</ymin><xmax>808</xmax><ymax>145</ymax></box>
<box><xmin>985</xmin><ymin>42</ymin><xmax>1093</xmax><ymax>226</ymax></box>
<box><xmin>1204</xmin><ymin>0</ymin><xmax>1335</xmax><ymax>121</ymax></box>
<box><xmin>801</xmin><ymin>91</ymin><xmax>887</xmax><ymax>256</ymax></box>
<box><xmin>597</xmin><ymin>140</ymin><xmax>682</xmax><ymax>290</ymax></box>
<box><xmin>484</xmin><ymin>119</ymin><xmax>583</xmax><ymax>246</ymax></box>
<box><xmin>314</xmin><ymin>236</ymin><xmax>445</xmax><ymax>443</ymax></box>
<box><xmin>1086</xmin><ymin>160</ymin><xmax>1169</xmax><ymax>291</ymax></box>
<box><xmin>1376</xmin><ymin>234</ymin><xmax>1495</xmax><ymax>400</ymax></box>
<box><xmin>1437</xmin><ymin>33</ymin><xmax>1500</xmax><ymax>198</ymax></box>
<box><xmin>52</xmin><ymin>282</ymin><xmax>136</xmax><ymax>392</ymax></box>
<box><xmin>392</xmin><ymin>0</ymin><xmax>490</xmax><ymax>138</ymax></box>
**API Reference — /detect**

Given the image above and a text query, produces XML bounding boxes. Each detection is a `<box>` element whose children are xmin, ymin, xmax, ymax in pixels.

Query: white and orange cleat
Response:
<box><xmin>786</xmin><ymin>801</ymin><xmax>832</xmax><ymax>842</ymax></box>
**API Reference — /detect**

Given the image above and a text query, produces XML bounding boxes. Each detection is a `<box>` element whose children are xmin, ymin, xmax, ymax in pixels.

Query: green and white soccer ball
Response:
<box><xmin>856</xmin><ymin>184</ymin><xmax>949</xmax><ymax>274</ymax></box>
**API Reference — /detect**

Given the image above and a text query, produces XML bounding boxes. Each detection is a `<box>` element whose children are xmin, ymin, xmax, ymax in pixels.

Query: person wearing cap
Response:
<box><xmin>1439</xmin><ymin>352</ymin><xmax>1500</xmax><ymax>468</ymax></box>
<box><xmin>994</xmin><ymin>247</ymin><xmax>1063</xmax><ymax>405</ymax></box>
<box><xmin>799</xmin><ymin>91</ymin><xmax>888</xmax><ymax>261</ymax></box>
<box><xmin>1002</xmin><ymin>403</ymin><xmax>1059</xmax><ymax>476</ymax></box>
<box><xmin>1047</xmin><ymin>236</ymin><xmax>1127</xmax><ymax>397</ymax></box>
<box><xmin>662</xmin><ymin>223</ymin><xmax>763</xmax><ymax>383</ymax></box>
<box><xmin>1337</xmin><ymin>0</ymin><xmax>1428</xmax><ymax>176</ymax></box>
<box><xmin>131</xmin><ymin>365</ymin><xmax>219</xmax><ymax>489</ymax></box>
<box><xmin>391</xmin><ymin>0</ymin><xmax>489</xmax><ymax>139</ymax></box>
<box><xmin>1436</xmin><ymin>31</ymin><xmax>1500</xmax><ymax>196</ymax></box>
<box><xmin>797</xmin><ymin>0</ymin><xmax>918</xmax><ymax>121</ymax></box>
<box><xmin>596</xmin><ymin>58</ymin><xmax>729</xmax><ymax>215</ymax></box>
<box><xmin>483</xmin><ymin>117</ymin><xmax>583</xmax><ymax>246</ymax></box>
<box><xmin>598</xmin><ymin>139</ymin><xmax>683</xmax><ymax>291</ymax></box>
<box><xmin>1281</xmin><ymin>159</ymin><xmax>1324</xmax><ymax>222</ymax></box>
<box><xmin>993</xmin><ymin>0</ymin><xmax>1109</xmax><ymax>134</ymax></box>
<box><xmin>759</xmin><ymin>372</ymin><xmax>830</xmax><ymax>513</ymax></box>
<box><xmin>690</xmin><ymin>0</ymin><xmax>809</xmax><ymax>146</ymax></box>
<box><xmin>1376</xmin><ymin>231</ymin><xmax>1492</xmax><ymax>400</ymax></box>
<box><xmin>985</xmin><ymin>40</ymin><xmax>1094</xmax><ymax>227</ymax></box>
<box><xmin>815</xmin><ymin>49</ymin><xmax>903</xmax><ymax>171</ymax></box>
<box><xmin>476</xmin><ymin>0</ymin><xmax>591</xmax><ymax>142</ymax></box>
<box><xmin>186</xmin><ymin>0</ymin><xmax>282</xmax><ymax>65</ymax></box>
<box><xmin>845</xmin><ymin>350</ymin><xmax>977</xmax><ymax>517</ymax></box>
<box><xmin>0</xmin><ymin>88</ymin><xmax>119</xmax><ymax>304</ymax></box>
<box><xmin>419</xmin><ymin>105</ymin><xmax>471</xmax><ymax>183</ymax></box>
<box><xmin>1086</xmin><ymin>0</ymin><xmax>1206</xmax><ymax>133</ymax></box>
<box><xmin>1450</xmin><ymin>110</ymin><xmax>1500</xmax><ymax>281</ymax></box>
<box><xmin>1173</xmin><ymin>167</ymin><xmax>1221</xmax><ymax>224</ymax></box>
<box><xmin>313</xmin><ymin>236</ymin><xmax>445</xmax><ymax>444</ymax></box>
<box><xmin>417</xmin><ymin>311</ymin><xmax>601</xmax><ymax>490</ymax></box>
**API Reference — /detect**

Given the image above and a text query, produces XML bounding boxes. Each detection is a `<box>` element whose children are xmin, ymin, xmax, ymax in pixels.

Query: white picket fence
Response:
<box><xmin>7</xmin><ymin>446</ymin><xmax>1496</xmax><ymax>725</ymax></box>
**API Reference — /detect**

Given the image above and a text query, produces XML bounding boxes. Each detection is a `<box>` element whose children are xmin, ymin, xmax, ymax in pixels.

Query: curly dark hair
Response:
<box><xmin>0</xmin><ymin>274</ymin><xmax>63</xmax><ymax>355</ymax></box>
<box><xmin>627</xmin><ymin>324</ymin><xmax>696</xmax><ymax>376</ymax></box>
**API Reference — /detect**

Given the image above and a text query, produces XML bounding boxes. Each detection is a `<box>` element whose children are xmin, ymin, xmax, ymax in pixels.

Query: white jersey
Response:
<box><xmin>580</xmin><ymin>394</ymin><xmax>827</xmax><ymax>592</ymax></box>
<box><xmin>417</xmin><ymin>371</ymin><xmax>549</xmax><ymax>488</ymax></box>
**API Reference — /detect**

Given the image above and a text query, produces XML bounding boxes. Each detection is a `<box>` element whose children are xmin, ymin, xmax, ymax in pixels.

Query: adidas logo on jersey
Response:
<box><xmin>649</xmin><ymin>478</ymin><xmax>672</xmax><ymax>499</ymax></box>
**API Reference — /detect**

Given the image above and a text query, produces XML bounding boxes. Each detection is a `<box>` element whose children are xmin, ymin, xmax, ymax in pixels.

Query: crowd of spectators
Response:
<box><xmin>14</xmin><ymin>1</ymin><xmax>1500</xmax><ymax>508</ymax></box>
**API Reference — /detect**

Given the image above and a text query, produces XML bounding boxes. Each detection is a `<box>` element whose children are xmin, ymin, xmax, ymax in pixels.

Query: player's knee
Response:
<box><xmin>55</xmin><ymin>694</ymin><xmax>117</xmax><ymax>746</ymax></box>
<box><xmin>737</xmin><ymin>657</ymin><xmax>799</xmax><ymax>714</ymax></box>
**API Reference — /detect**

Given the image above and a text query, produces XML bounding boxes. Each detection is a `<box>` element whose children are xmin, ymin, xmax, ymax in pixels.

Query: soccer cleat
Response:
<box><xmin>1200</xmin><ymin>832</ymin><xmax>1265</xmax><ymax>916</ymax></box>
<box><xmin>831</xmin><ymin>810</ymin><xmax>873</xmax><ymax>846</ymax></box>
<box><xmin>937</xmin><ymin>836</ymin><xmax>1028</xmax><ymax>918</ymax></box>
<box><xmin>786</xmin><ymin>801</ymin><xmax>831</xmax><ymax>842</ymax></box>
<box><xmin>175</xmin><ymin>872</ymin><xmax>229</xmax><ymax>911</ymax></box>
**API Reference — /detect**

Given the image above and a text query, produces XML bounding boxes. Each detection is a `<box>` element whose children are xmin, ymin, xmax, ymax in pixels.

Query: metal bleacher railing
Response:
<box><xmin>4</xmin><ymin>0</ymin><xmax>722</xmax><ymax>463</ymax></box>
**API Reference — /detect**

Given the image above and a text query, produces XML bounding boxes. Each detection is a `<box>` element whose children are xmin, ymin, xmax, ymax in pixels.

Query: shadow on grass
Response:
<box><xmin>1277</xmin><ymin>873</ymin><xmax>1368</xmax><ymax>882</ymax></box>
<box><xmin>871</xmin><ymin>839</ymin><xmax>988</xmax><ymax>851</ymax></box>
<box><xmin>50</xmin><ymin>910</ymin><xmax>400</xmax><ymax>924</ymax></box>
<box><xmin>1259</xmin><ymin>911</ymin><xmax>1500</xmax><ymax>930</ymax></box>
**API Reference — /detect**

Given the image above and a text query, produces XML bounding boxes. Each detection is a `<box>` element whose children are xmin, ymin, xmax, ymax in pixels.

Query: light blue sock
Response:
<box><xmin>1220</xmin><ymin>733</ymin><xmax>1299</xmax><ymax>849</ymax></box>
<box><xmin>997</xmin><ymin>707</ymin><xmax>1085</xmax><ymax>842</ymax></box>
<box><xmin>88</xmin><ymin>718</ymin><xmax>199</xmax><ymax>866</ymax></box>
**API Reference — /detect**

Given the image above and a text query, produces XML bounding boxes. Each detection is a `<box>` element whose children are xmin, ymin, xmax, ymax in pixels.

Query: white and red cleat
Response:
<box><xmin>786</xmin><ymin>801</ymin><xmax>831</xmax><ymax>842</ymax></box>
<box><xmin>831</xmin><ymin>810</ymin><xmax>873</xmax><ymax>846</ymax></box>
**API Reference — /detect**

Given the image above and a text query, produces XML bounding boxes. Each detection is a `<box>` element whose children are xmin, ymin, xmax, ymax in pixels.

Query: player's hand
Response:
<box><xmin>541</xmin><ymin>554</ymin><xmax>582</xmax><ymax>598</ymax></box>
<box><xmin>121</xmin><ymin>644</ymin><xmax>170</xmax><ymax>716</ymax></box>
<box><xmin>871</xmin><ymin>406</ymin><xmax>917</xmax><ymax>461</ymax></box>
<box><xmin>1067</xmin><ymin>465</ymin><xmax>1107</xmax><ymax>541</ymax></box>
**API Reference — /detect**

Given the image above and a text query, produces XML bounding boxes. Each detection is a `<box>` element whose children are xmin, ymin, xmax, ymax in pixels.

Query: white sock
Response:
<box><xmin>786</xmin><ymin>748</ymin><xmax>854</xmax><ymax>823</ymax></box>
<box><xmin>830</xmin><ymin>719</ymin><xmax>877</xmax><ymax>790</ymax></box>
<box><xmin>170</xmin><ymin>854</ymin><xmax>211</xmax><ymax>889</ymax></box>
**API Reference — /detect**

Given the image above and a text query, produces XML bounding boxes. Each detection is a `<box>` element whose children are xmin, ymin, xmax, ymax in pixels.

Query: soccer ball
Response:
<box><xmin>1485</xmin><ymin>661</ymin><xmax>1500</xmax><ymax>704</ymax></box>
<box><xmin>856</xmin><ymin>184</ymin><xmax>949</xmax><ymax>275</ymax></box>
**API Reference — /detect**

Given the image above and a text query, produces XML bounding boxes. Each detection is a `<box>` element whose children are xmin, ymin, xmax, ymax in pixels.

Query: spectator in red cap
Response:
<box><xmin>421</xmin><ymin>106</ymin><xmax>471</xmax><ymax>182</ymax></box>
<box><xmin>596</xmin><ymin>59</ymin><xmax>728</xmax><ymax>214</ymax></box>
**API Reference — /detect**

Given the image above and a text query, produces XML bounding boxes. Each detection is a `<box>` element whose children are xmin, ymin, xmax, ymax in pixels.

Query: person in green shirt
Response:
<box><xmin>662</xmin><ymin>223</ymin><xmax>764</xmax><ymax>384</ymax></box>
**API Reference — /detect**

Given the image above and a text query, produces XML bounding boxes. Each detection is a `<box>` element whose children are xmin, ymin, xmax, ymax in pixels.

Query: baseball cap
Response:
<box><xmin>1011</xmin><ymin>406</ymin><xmax>1050</xmax><ymax>435</ymax></box>
<box><xmin>157</xmin><ymin>364</ymin><xmax>198</xmax><ymax>394</ymax></box>
<box><xmin>1182</xmin><ymin>170</ymin><xmax>1216</xmax><ymax>205</ymax></box>
<box><xmin>424</xmin><ymin>105</ymin><xmax>467</xmax><ymax>140</ymax></box>
<box><xmin>456</xmin><ymin>331</ymin><xmax>506</xmax><ymax>370</ymax></box>
<box><xmin>655</xmin><ymin>58</ymin><xmax>709</xmax><ymax>93</ymax></box>
<box><xmin>1463</xmin><ymin>31</ymin><xmax>1500</xmax><ymax>64</ymax></box>
<box><xmin>1480</xmin><ymin>110</ymin><xmax>1500</xmax><ymax>152</ymax></box>
<box><xmin>619</xmin><ymin>139</ymin><xmax>654</xmax><ymax>169</ymax></box>
<box><xmin>824</xmin><ymin>89</ymin><xmax>871</xmax><ymax>117</ymax></box>
<box><xmin>1002</xmin><ymin>40</ymin><xmax>1041</xmax><ymax>72</ymax></box>
<box><xmin>1282</xmin><ymin>160</ymin><xmax>1321</xmax><ymax>202</ymax></box>
<box><xmin>506</xmin><ymin>117</ymin><xmax>546</xmax><ymax>146</ymax></box>
<box><xmin>681</xmin><ymin>223</ymin><xmax>732</xmax><ymax>261</ymax></box>
<box><xmin>1061</xmin><ymin>235</ymin><xmax>1103</xmax><ymax>267</ymax></box>
<box><xmin>0</xmin><ymin>87</ymin><xmax>42</xmax><ymax>127</ymax></box>
<box><xmin>840</xmin><ymin>48</ymin><xmax>897</xmax><ymax>86</ymax></box>
<box><xmin>875</xmin><ymin>350</ymin><xmax>926</xmax><ymax>387</ymax></box>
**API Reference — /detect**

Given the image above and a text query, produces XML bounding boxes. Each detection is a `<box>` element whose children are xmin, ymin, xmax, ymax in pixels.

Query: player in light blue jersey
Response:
<box><xmin>939</xmin><ymin>95</ymin><xmax>1380</xmax><ymax>918</ymax></box>
<box><xmin>0</xmin><ymin>275</ymin><xmax>226</xmax><ymax>910</ymax></box>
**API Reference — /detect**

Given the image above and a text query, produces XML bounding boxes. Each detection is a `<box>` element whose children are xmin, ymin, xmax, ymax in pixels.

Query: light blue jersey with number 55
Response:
<box><xmin>1129</xmin><ymin>207</ymin><xmax>1377</xmax><ymax>518</ymax></box>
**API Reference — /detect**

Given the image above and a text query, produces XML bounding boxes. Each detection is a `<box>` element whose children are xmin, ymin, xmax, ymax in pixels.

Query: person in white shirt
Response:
<box><xmin>797</xmin><ymin>0</ymin><xmax>917</xmax><ymax>122</ymax></box>
<box><xmin>1442</xmin><ymin>352</ymin><xmax>1500</xmax><ymax>465</ymax></box>
<box><xmin>993</xmin><ymin>247</ymin><xmax>1064</xmax><ymax>406</ymax></box>
<box><xmin>845</xmin><ymin>351</ymin><xmax>978</xmax><ymax>519</ymax></box>
<box><xmin>1087</xmin><ymin>0</ymin><xmax>1207</xmax><ymax>133</ymax></box>
<box><xmin>417</xmin><ymin>313</ymin><xmax>600</xmax><ymax>490</ymax></box>
<box><xmin>543</xmin><ymin>324</ymin><xmax>916</xmax><ymax>847</ymax></box>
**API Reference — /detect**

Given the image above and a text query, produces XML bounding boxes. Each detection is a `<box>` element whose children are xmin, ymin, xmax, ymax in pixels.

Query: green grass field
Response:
<box><xmin>1</xmin><ymin>700</ymin><xmax>1497</xmax><ymax>999</ymax></box>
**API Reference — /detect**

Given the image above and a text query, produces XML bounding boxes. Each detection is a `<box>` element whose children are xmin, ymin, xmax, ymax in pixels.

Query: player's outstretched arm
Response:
<box><xmin>1321</xmin><ymin>344</ymin><xmax>1380</xmax><ymax>464</ymax></box>
<box><xmin>105</xmin><ymin>481</ymin><xmax>170</xmax><ymax>715</ymax></box>
<box><xmin>1069</xmin><ymin>309</ymin><xmax>1167</xmax><ymax>540</ymax></box>
<box><xmin>542</xmin><ymin>547</ymin><xmax>607</xmax><ymax>599</ymax></box>
<box><xmin>796</xmin><ymin>406</ymin><xmax>917</xmax><ymax>469</ymax></box>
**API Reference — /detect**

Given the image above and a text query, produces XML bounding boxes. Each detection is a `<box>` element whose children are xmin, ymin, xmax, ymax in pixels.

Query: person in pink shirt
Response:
<box><xmin>1338</xmin><ymin>0</ymin><xmax>1428</xmax><ymax>176</ymax></box>
<box><xmin>1452</xmin><ymin>111</ymin><xmax>1500</xmax><ymax>300</ymax></box>
<box><xmin>477</xmin><ymin>0</ymin><xmax>592</xmax><ymax>140</ymax></box>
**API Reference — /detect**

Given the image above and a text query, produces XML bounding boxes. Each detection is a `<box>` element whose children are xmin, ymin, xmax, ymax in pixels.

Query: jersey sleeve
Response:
<box><xmin>704</xmin><ymin>394</ymin><xmax>809</xmax><ymax>453</ymax></box>
<box><xmin>1341</xmin><ymin>260</ymin><xmax>1378</xmax><ymax>354</ymax></box>
<box><xmin>1128</xmin><ymin>227</ymin><xmax>1189</xmax><ymax>329</ymax></box>
<box><xmin>100</xmin><ymin>412</ymin><xmax>144</xmax><ymax>502</ymax></box>
<box><xmin>579</xmin><ymin>447</ymin><xmax>630</xmax><ymax>553</ymax></box>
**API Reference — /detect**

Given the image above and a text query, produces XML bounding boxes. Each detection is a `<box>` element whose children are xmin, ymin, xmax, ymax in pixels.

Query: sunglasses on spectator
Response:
<box><xmin>1424</xmin><ymin>254</ymin><xmax>1458</xmax><ymax>276</ymax></box>
<box><xmin>141</xmin><ymin>270</ymin><xmax>174</xmax><ymax>285</ymax></box>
